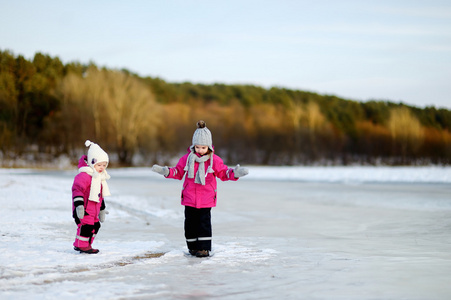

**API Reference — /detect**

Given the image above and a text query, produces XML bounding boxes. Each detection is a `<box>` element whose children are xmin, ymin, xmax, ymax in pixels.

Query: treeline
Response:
<box><xmin>1</xmin><ymin>50</ymin><xmax>451</xmax><ymax>167</ymax></box>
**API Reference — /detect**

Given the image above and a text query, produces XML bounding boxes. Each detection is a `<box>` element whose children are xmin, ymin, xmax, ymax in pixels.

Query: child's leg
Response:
<box><xmin>197</xmin><ymin>208</ymin><xmax>212</xmax><ymax>251</ymax></box>
<box><xmin>73</xmin><ymin>223</ymin><xmax>96</xmax><ymax>248</ymax></box>
<box><xmin>90</xmin><ymin>222</ymin><xmax>101</xmax><ymax>245</ymax></box>
<box><xmin>184</xmin><ymin>206</ymin><xmax>199</xmax><ymax>251</ymax></box>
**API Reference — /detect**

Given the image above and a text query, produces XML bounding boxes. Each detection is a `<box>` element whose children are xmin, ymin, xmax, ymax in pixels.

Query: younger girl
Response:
<box><xmin>72</xmin><ymin>140</ymin><xmax>111</xmax><ymax>254</ymax></box>
<box><xmin>152</xmin><ymin>120</ymin><xmax>249</xmax><ymax>257</ymax></box>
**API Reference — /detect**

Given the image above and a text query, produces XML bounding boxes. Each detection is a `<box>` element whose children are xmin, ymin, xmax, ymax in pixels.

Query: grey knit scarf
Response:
<box><xmin>184</xmin><ymin>152</ymin><xmax>214</xmax><ymax>185</ymax></box>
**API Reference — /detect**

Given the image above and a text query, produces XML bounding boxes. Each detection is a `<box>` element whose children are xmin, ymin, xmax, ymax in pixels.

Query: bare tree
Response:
<box><xmin>56</xmin><ymin>67</ymin><xmax>161</xmax><ymax>165</ymax></box>
<box><xmin>388</xmin><ymin>106</ymin><xmax>424</xmax><ymax>161</ymax></box>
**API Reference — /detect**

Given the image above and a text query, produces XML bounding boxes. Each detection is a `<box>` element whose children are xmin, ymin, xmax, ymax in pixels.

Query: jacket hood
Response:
<box><xmin>78</xmin><ymin>155</ymin><xmax>89</xmax><ymax>169</ymax></box>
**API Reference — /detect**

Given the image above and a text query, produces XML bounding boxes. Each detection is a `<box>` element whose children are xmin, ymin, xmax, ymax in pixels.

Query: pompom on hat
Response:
<box><xmin>85</xmin><ymin>140</ymin><xmax>109</xmax><ymax>168</ymax></box>
<box><xmin>191</xmin><ymin>120</ymin><xmax>213</xmax><ymax>151</ymax></box>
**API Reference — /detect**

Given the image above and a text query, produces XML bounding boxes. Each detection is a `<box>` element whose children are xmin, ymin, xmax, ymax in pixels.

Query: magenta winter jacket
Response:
<box><xmin>166</xmin><ymin>150</ymin><xmax>238</xmax><ymax>208</ymax></box>
<box><xmin>71</xmin><ymin>155</ymin><xmax>105</xmax><ymax>223</ymax></box>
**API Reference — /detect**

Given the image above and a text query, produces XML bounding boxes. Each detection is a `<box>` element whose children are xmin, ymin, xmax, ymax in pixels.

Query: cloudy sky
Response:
<box><xmin>1</xmin><ymin>0</ymin><xmax>450</xmax><ymax>109</ymax></box>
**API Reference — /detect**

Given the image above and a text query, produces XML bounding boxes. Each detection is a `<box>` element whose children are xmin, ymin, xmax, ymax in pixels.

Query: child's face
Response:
<box><xmin>94</xmin><ymin>161</ymin><xmax>108</xmax><ymax>173</ymax></box>
<box><xmin>194</xmin><ymin>145</ymin><xmax>209</xmax><ymax>156</ymax></box>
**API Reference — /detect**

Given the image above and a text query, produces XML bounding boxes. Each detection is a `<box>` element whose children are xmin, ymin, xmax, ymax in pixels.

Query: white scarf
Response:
<box><xmin>79</xmin><ymin>166</ymin><xmax>111</xmax><ymax>202</ymax></box>
<box><xmin>184</xmin><ymin>152</ymin><xmax>214</xmax><ymax>185</ymax></box>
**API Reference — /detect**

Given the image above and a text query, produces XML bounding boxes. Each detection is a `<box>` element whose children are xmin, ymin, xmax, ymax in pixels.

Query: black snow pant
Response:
<box><xmin>184</xmin><ymin>206</ymin><xmax>212</xmax><ymax>251</ymax></box>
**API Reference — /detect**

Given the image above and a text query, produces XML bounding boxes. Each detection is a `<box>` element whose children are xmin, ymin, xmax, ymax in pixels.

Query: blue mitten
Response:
<box><xmin>152</xmin><ymin>165</ymin><xmax>169</xmax><ymax>176</ymax></box>
<box><xmin>233</xmin><ymin>164</ymin><xmax>249</xmax><ymax>177</ymax></box>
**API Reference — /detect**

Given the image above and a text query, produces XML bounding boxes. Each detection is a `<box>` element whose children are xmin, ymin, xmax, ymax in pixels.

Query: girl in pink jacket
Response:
<box><xmin>152</xmin><ymin>120</ymin><xmax>249</xmax><ymax>257</ymax></box>
<box><xmin>72</xmin><ymin>140</ymin><xmax>111</xmax><ymax>254</ymax></box>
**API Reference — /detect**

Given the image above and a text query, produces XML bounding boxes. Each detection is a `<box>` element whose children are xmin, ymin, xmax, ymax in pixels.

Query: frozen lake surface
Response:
<box><xmin>1</xmin><ymin>166</ymin><xmax>450</xmax><ymax>299</ymax></box>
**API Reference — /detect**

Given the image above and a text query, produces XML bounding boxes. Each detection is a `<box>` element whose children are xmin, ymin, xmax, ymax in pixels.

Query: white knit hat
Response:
<box><xmin>191</xmin><ymin>120</ymin><xmax>213</xmax><ymax>151</ymax></box>
<box><xmin>85</xmin><ymin>140</ymin><xmax>109</xmax><ymax>168</ymax></box>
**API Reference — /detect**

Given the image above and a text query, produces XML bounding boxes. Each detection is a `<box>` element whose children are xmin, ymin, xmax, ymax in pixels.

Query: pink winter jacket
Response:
<box><xmin>71</xmin><ymin>155</ymin><xmax>105</xmax><ymax>223</ymax></box>
<box><xmin>166</xmin><ymin>150</ymin><xmax>238</xmax><ymax>208</ymax></box>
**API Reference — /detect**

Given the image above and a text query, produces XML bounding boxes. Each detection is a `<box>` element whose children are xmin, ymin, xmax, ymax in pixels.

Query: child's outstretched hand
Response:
<box><xmin>233</xmin><ymin>164</ymin><xmax>249</xmax><ymax>178</ymax></box>
<box><xmin>152</xmin><ymin>165</ymin><xmax>169</xmax><ymax>177</ymax></box>
<box><xmin>99</xmin><ymin>209</ymin><xmax>109</xmax><ymax>223</ymax></box>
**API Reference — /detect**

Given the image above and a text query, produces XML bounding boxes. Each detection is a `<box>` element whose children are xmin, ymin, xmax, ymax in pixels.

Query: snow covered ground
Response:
<box><xmin>1</xmin><ymin>166</ymin><xmax>450</xmax><ymax>299</ymax></box>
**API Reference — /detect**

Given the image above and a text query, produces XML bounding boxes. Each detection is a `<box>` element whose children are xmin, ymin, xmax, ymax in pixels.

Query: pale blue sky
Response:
<box><xmin>1</xmin><ymin>0</ymin><xmax>450</xmax><ymax>109</ymax></box>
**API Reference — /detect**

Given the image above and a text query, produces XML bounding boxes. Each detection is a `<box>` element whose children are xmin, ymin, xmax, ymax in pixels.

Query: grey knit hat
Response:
<box><xmin>191</xmin><ymin>120</ymin><xmax>213</xmax><ymax>151</ymax></box>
